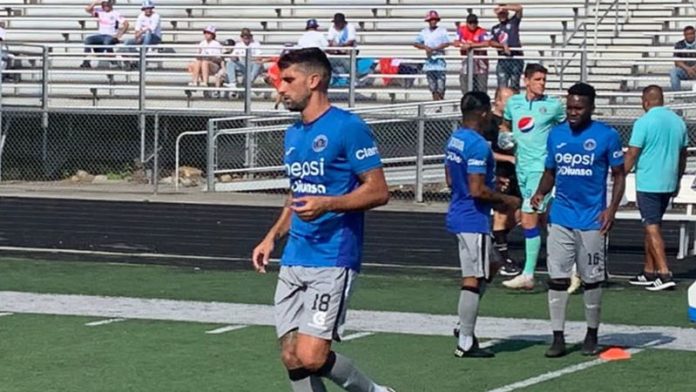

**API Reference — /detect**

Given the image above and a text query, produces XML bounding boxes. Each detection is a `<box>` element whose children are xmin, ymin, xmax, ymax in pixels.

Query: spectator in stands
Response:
<box><xmin>670</xmin><ymin>26</ymin><xmax>696</xmax><ymax>91</ymax></box>
<box><xmin>624</xmin><ymin>85</ymin><xmax>688</xmax><ymax>291</ymax></box>
<box><xmin>81</xmin><ymin>0</ymin><xmax>129</xmax><ymax>68</ymax></box>
<box><xmin>414</xmin><ymin>10</ymin><xmax>451</xmax><ymax>102</ymax></box>
<box><xmin>327</xmin><ymin>13</ymin><xmax>357</xmax><ymax>79</ymax></box>
<box><xmin>298</xmin><ymin>19</ymin><xmax>328</xmax><ymax>49</ymax></box>
<box><xmin>121</xmin><ymin>0</ymin><xmax>161</xmax><ymax>70</ymax></box>
<box><xmin>455</xmin><ymin>14</ymin><xmax>491</xmax><ymax>93</ymax></box>
<box><xmin>225</xmin><ymin>28</ymin><xmax>263</xmax><ymax>89</ymax></box>
<box><xmin>187</xmin><ymin>26</ymin><xmax>222</xmax><ymax>87</ymax></box>
<box><xmin>490</xmin><ymin>3</ymin><xmax>524</xmax><ymax>90</ymax></box>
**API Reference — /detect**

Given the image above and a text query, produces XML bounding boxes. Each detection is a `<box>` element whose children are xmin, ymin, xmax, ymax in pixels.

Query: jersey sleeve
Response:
<box><xmin>628</xmin><ymin>119</ymin><xmax>646</xmax><ymax>148</ymax></box>
<box><xmin>545</xmin><ymin>133</ymin><xmax>556</xmax><ymax>169</ymax></box>
<box><xmin>607</xmin><ymin>130</ymin><xmax>625</xmax><ymax>168</ymax></box>
<box><xmin>466</xmin><ymin>139</ymin><xmax>489</xmax><ymax>175</ymax></box>
<box><xmin>503</xmin><ymin>99</ymin><xmax>513</xmax><ymax>121</ymax></box>
<box><xmin>553</xmin><ymin>99</ymin><xmax>566</xmax><ymax>124</ymax></box>
<box><xmin>345</xmin><ymin>118</ymin><xmax>382</xmax><ymax>175</ymax></box>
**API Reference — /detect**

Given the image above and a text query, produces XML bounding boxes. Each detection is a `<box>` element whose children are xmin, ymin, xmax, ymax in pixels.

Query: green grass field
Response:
<box><xmin>1</xmin><ymin>257</ymin><xmax>694</xmax><ymax>392</ymax></box>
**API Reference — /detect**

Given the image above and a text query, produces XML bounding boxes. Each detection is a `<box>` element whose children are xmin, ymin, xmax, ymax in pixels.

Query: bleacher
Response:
<box><xmin>0</xmin><ymin>0</ymin><xmax>692</xmax><ymax>110</ymax></box>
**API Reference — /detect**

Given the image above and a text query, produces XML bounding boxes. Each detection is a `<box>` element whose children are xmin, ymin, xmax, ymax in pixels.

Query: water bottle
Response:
<box><xmin>689</xmin><ymin>281</ymin><xmax>696</xmax><ymax>323</ymax></box>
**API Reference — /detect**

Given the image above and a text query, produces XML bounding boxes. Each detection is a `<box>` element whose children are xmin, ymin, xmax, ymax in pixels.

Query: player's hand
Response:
<box><xmin>291</xmin><ymin>196</ymin><xmax>331</xmax><ymax>221</ymax></box>
<box><xmin>251</xmin><ymin>237</ymin><xmax>274</xmax><ymax>273</ymax></box>
<box><xmin>504</xmin><ymin>195</ymin><xmax>521</xmax><ymax>212</ymax></box>
<box><xmin>497</xmin><ymin>177</ymin><xmax>510</xmax><ymax>192</ymax></box>
<box><xmin>688</xmin><ymin>67</ymin><xmax>696</xmax><ymax>79</ymax></box>
<box><xmin>530</xmin><ymin>193</ymin><xmax>545</xmax><ymax>211</ymax></box>
<box><xmin>598</xmin><ymin>207</ymin><xmax>617</xmax><ymax>235</ymax></box>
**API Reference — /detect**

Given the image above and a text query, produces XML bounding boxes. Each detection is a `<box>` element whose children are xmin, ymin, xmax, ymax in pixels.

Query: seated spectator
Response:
<box><xmin>212</xmin><ymin>39</ymin><xmax>236</xmax><ymax>98</ymax></box>
<box><xmin>327</xmin><ymin>13</ymin><xmax>357</xmax><ymax>82</ymax></box>
<box><xmin>224</xmin><ymin>28</ymin><xmax>263</xmax><ymax>89</ymax></box>
<box><xmin>187</xmin><ymin>26</ymin><xmax>222</xmax><ymax>87</ymax></box>
<box><xmin>414</xmin><ymin>10</ymin><xmax>451</xmax><ymax>102</ymax></box>
<box><xmin>670</xmin><ymin>25</ymin><xmax>696</xmax><ymax>91</ymax></box>
<box><xmin>122</xmin><ymin>1</ymin><xmax>161</xmax><ymax>55</ymax></box>
<box><xmin>81</xmin><ymin>0</ymin><xmax>129</xmax><ymax>68</ymax></box>
<box><xmin>298</xmin><ymin>19</ymin><xmax>328</xmax><ymax>49</ymax></box>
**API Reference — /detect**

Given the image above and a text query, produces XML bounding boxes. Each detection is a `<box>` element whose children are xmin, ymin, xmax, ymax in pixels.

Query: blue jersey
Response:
<box><xmin>281</xmin><ymin>106</ymin><xmax>382</xmax><ymax>271</ymax></box>
<box><xmin>445</xmin><ymin>128</ymin><xmax>496</xmax><ymax>234</ymax></box>
<box><xmin>545</xmin><ymin>120</ymin><xmax>624</xmax><ymax>230</ymax></box>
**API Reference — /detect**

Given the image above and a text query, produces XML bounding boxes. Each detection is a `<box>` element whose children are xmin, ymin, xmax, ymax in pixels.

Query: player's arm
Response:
<box><xmin>623</xmin><ymin>146</ymin><xmax>640</xmax><ymax>173</ymax></box>
<box><xmin>468</xmin><ymin>173</ymin><xmax>519</xmax><ymax>211</ymax></box>
<box><xmin>252</xmin><ymin>195</ymin><xmax>293</xmax><ymax>273</ymax></box>
<box><xmin>531</xmin><ymin>168</ymin><xmax>555</xmax><ymax>204</ymax></box>
<box><xmin>292</xmin><ymin>168</ymin><xmax>389</xmax><ymax>221</ymax></box>
<box><xmin>493</xmin><ymin>151</ymin><xmax>515</xmax><ymax>164</ymax></box>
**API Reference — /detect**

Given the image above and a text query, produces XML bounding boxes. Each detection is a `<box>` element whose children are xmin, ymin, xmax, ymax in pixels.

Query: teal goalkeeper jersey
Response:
<box><xmin>503</xmin><ymin>93</ymin><xmax>566</xmax><ymax>173</ymax></box>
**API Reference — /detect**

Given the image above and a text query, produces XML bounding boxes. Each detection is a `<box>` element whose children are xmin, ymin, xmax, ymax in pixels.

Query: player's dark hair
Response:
<box><xmin>278</xmin><ymin>47</ymin><xmax>332</xmax><ymax>91</ymax></box>
<box><xmin>568</xmin><ymin>82</ymin><xmax>596</xmax><ymax>105</ymax></box>
<box><xmin>524</xmin><ymin>63</ymin><xmax>548</xmax><ymax>78</ymax></box>
<box><xmin>460</xmin><ymin>91</ymin><xmax>491</xmax><ymax>120</ymax></box>
<box><xmin>684</xmin><ymin>25</ymin><xmax>695</xmax><ymax>33</ymax></box>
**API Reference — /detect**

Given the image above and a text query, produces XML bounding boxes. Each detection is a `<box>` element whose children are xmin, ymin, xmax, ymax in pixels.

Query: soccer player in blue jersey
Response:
<box><xmin>531</xmin><ymin>83</ymin><xmax>626</xmax><ymax>357</ymax></box>
<box><xmin>251</xmin><ymin>48</ymin><xmax>394</xmax><ymax>392</ymax></box>
<box><xmin>446</xmin><ymin>91</ymin><xmax>521</xmax><ymax>358</ymax></box>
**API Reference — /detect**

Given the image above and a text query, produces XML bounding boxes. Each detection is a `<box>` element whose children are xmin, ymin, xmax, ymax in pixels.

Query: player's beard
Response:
<box><xmin>282</xmin><ymin>91</ymin><xmax>311</xmax><ymax>112</ymax></box>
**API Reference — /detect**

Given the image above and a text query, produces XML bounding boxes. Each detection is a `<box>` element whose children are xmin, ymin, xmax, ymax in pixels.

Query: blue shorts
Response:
<box><xmin>636</xmin><ymin>191</ymin><xmax>672</xmax><ymax>226</ymax></box>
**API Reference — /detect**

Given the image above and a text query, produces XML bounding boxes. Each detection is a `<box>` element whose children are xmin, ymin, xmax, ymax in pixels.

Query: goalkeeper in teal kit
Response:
<box><xmin>499</xmin><ymin>64</ymin><xmax>566</xmax><ymax>290</ymax></box>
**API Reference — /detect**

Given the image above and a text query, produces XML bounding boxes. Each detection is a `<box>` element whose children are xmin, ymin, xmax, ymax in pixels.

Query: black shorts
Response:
<box><xmin>636</xmin><ymin>191</ymin><xmax>672</xmax><ymax>226</ymax></box>
<box><xmin>498</xmin><ymin>172</ymin><xmax>521</xmax><ymax>198</ymax></box>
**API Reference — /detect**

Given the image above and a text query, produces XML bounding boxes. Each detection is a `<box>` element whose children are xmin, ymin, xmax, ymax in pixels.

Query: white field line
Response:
<box><xmin>1</xmin><ymin>291</ymin><xmax>694</xmax><ymax>352</ymax></box>
<box><xmin>205</xmin><ymin>325</ymin><xmax>248</xmax><ymax>334</ymax></box>
<box><xmin>0</xmin><ymin>312</ymin><xmax>13</xmax><ymax>317</ymax></box>
<box><xmin>341</xmin><ymin>332</ymin><xmax>375</xmax><ymax>341</ymax></box>
<box><xmin>84</xmin><ymin>318</ymin><xmax>126</xmax><ymax>327</ymax></box>
<box><xmin>486</xmin><ymin>346</ymin><xmax>647</xmax><ymax>392</ymax></box>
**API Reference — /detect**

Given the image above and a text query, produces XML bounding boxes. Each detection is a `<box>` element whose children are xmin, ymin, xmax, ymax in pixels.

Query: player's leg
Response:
<box><xmin>545</xmin><ymin>224</ymin><xmax>575</xmax><ymax>358</ymax></box>
<box><xmin>454</xmin><ymin>233</ymin><xmax>494</xmax><ymax>358</ymax></box>
<box><xmin>275</xmin><ymin>267</ymin><xmax>329</xmax><ymax>392</ymax></box>
<box><xmin>576</xmin><ymin>230</ymin><xmax>608</xmax><ymax>356</ymax></box>
<box><xmin>297</xmin><ymin>267</ymin><xmax>391</xmax><ymax>392</ymax></box>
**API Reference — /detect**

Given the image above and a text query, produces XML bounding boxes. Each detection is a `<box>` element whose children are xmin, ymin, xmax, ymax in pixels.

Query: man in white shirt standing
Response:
<box><xmin>122</xmin><ymin>0</ymin><xmax>161</xmax><ymax>69</ymax></box>
<box><xmin>327</xmin><ymin>13</ymin><xmax>357</xmax><ymax>82</ymax></box>
<box><xmin>81</xmin><ymin>0</ymin><xmax>129</xmax><ymax>68</ymax></box>
<box><xmin>414</xmin><ymin>10</ymin><xmax>451</xmax><ymax>101</ymax></box>
<box><xmin>225</xmin><ymin>28</ymin><xmax>263</xmax><ymax>88</ymax></box>
<box><xmin>297</xmin><ymin>19</ymin><xmax>328</xmax><ymax>49</ymax></box>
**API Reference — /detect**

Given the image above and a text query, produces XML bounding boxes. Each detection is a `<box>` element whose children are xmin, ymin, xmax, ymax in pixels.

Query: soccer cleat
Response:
<box><xmin>567</xmin><ymin>274</ymin><xmax>582</xmax><ymax>294</ymax></box>
<box><xmin>628</xmin><ymin>272</ymin><xmax>656</xmax><ymax>286</ymax></box>
<box><xmin>502</xmin><ymin>274</ymin><xmax>535</xmax><ymax>290</ymax></box>
<box><xmin>545</xmin><ymin>337</ymin><xmax>567</xmax><ymax>358</ymax></box>
<box><xmin>645</xmin><ymin>275</ymin><xmax>677</xmax><ymax>292</ymax></box>
<box><xmin>454</xmin><ymin>342</ymin><xmax>495</xmax><ymax>358</ymax></box>
<box><xmin>581</xmin><ymin>332</ymin><xmax>601</xmax><ymax>356</ymax></box>
<box><xmin>499</xmin><ymin>260</ymin><xmax>522</xmax><ymax>276</ymax></box>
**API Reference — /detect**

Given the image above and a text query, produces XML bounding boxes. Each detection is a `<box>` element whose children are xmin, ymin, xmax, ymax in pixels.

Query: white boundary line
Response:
<box><xmin>84</xmin><ymin>318</ymin><xmax>127</xmax><ymax>327</ymax></box>
<box><xmin>341</xmin><ymin>332</ymin><xmax>375</xmax><ymax>341</ymax></box>
<box><xmin>205</xmin><ymin>325</ymin><xmax>248</xmax><ymax>334</ymax></box>
<box><xmin>0</xmin><ymin>312</ymin><xmax>13</xmax><ymax>317</ymax></box>
<box><xmin>486</xmin><ymin>347</ymin><xmax>646</xmax><ymax>392</ymax></box>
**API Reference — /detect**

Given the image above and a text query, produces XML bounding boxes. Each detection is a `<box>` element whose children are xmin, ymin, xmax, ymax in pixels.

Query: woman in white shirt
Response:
<box><xmin>187</xmin><ymin>26</ymin><xmax>223</xmax><ymax>86</ymax></box>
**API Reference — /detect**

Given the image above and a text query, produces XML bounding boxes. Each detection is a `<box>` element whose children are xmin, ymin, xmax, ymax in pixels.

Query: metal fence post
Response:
<box><xmin>244</xmin><ymin>47</ymin><xmax>252</xmax><ymax>114</ymax></box>
<box><xmin>348</xmin><ymin>49</ymin><xmax>357</xmax><ymax>107</ymax></box>
<box><xmin>139</xmin><ymin>46</ymin><xmax>147</xmax><ymax>163</ymax></box>
<box><xmin>206</xmin><ymin>118</ymin><xmax>216</xmax><ymax>192</ymax></box>
<box><xmin>580</xmin><ymin>47</ymin><xmax>588</xmax><ymax>83</ymax></box>
<box><xmin>415</xmin><ymin>104</ymin><xmax>425</xmax><ymax>203</ymax></box>
<box><xmin>153</xmin><ymin>113</ymin><xmax>159</xmax><ymax>195</ymax></box>
<box><xmin>466</xmin><ymin>51</ymin><xmax>474</xmax><ymax>93</ymax></box>
<box><xmin>42</xmin><ymin>46</ymin><xmax>49</xmax><ymax>111</ymax></box>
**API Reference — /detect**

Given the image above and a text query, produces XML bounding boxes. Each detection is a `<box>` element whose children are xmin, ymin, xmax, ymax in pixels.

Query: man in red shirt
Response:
<box><xmin>456</xmin><ymin>14</ymin><xmax>491</xmax><ymax>93</ymax></box>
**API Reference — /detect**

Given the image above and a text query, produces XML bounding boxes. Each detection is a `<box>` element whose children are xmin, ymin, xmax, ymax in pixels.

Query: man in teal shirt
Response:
<box><xmin>499</xmin><ymin>63</ymin><xmax>566</xmax><ymax>290</ymax></box>
<box><xmin>624</xmin><ymin>85</ymin><xmax>688</xmax><ymax>291</ymax></box>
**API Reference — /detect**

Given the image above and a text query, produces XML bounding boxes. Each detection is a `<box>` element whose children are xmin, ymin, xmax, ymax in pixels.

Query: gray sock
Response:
<box><xmin>458</xmin><ymin>287</ymin><xmax>481</xmax><ymax>350</ymax></box>
<box><xmin>548</xmin><ymin>289</ymin><xmax>570</xmax><ymax>332</ymax></box>
<box><xmin>583</xmin><ymin>286</ymin><xmax>602</xmax><ymax>329</ymax></box>
<box><xmin>321</xmin><ymin>352</ymin><xmax>382</xmax><ymax>392</ymax></box>
<box><xmin>289</xmin><ymin>371</ymin><xmax>328</xmax><ymax>392</ymax></box>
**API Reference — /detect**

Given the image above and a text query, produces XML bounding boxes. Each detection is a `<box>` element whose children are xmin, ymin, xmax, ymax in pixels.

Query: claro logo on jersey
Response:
<box><xmin>355</xmin><ymin>146</ymin><xmax>379</xmax><ymax>160</ymax></box>
<box><xmin>555</xmin><ymin>153</ymin><xmax>595</xmax><ymax>176</ymax></box>
<box><xmin>518</xmin><ymin>117</ymin><xmax>535</xmax><ymax>133</ymax></box>
<box><xmin>286</xmin><ymin>159</ymin><xmax>327</xmax><ymax>194</ymax></box>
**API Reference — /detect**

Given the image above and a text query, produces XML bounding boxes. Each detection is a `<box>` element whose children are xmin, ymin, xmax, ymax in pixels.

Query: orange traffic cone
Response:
<box><xmin>599</xmin><ymin>347</ymin><xmax>631</xmax><ymax>361</ymax></box>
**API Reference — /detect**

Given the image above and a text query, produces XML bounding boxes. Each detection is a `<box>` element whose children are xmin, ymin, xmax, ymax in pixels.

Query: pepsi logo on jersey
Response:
<box><xmin>518</xmin><ymin>117</ymin><xmax>535</xmax><ymax>133</ymax></box>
